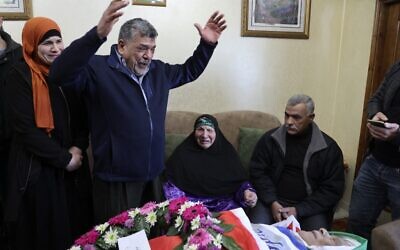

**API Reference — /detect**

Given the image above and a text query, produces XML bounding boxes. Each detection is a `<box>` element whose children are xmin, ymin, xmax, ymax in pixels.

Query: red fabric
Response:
<box><xmin>219</xmin><ymin>211</ymin><xmax>259</xmax><ymax>250</ymax></box>
<box><xmin>149</xmin><ymin>235</ymin><xmax>182</xmax><ymax>249</ymax></box>
<box><xmin>149</xmin><ymin>211</ymin><xmax>259</xmax><ymax>250</ymax></box>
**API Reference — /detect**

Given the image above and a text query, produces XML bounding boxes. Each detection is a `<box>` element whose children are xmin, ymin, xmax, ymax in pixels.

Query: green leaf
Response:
<box><xmin>135</xmin><ymin>216</ymin><xmax>152</xmax><ymax>235</ymax></box>
<box><xmin>222</xmin><ymin>235</ymin><xmax>242</xmax><ymax>250</ymax></box>
<box><xmin>212</xmin><ymin>212</ymin><xmax>221</xmax><ymax>217</ymax></box>
<box><xmin>166</xmin><ymin>226</ymin><xmax>180</xmax><ymax>236</ymax></box>
<box><xmin>219</xmin><ymin>223</ymin><xmax>234</xmax><ymax>233</ymax></box>
<box><xmin>96</xmin><ymin>239</ymin><xmax>113</xmax><ymax>250</ymax></box>
<box><xmin>173</xmin><ymin>243</ymin><xmax>184</xmax><ymax>250</ymax></box>
<box><xmin>215</xmin><ymin>212</ymin><xmax>235</xmax><ymax>233</ymax></box>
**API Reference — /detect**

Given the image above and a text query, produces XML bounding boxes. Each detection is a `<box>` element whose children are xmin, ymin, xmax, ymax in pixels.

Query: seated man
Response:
<box><xmin>249</xmin><ymin>94</ymin><xmax>345</xmax><ymax>230</ymax></box>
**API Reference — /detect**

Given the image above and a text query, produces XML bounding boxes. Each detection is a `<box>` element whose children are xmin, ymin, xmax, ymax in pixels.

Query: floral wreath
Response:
<box><xmin>69</xmin><ymin>197</ymin><xmax>241</xmax><ymax>250</ymax></box>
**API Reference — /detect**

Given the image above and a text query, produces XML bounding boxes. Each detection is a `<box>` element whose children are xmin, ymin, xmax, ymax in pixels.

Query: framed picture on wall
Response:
<box><xmin>0</xmin><ymin>0</ymin><xmax>32</xmax><ymax>20</ymax></box>
<box><xmin>241</xmin><ymin>0</ymin><xmax>311</xmax><ymax>39</ymax></box>
<box><xmin>132</xmin><ymin>0</ymin><xmax>166</xmax><ymax>7</ymax></box>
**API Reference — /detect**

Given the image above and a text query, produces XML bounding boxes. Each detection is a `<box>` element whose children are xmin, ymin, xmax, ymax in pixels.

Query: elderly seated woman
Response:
<box><xmin>163</xmin><ymin>114</ymin><xmax>257</xmax><ymax>212</ymax></box>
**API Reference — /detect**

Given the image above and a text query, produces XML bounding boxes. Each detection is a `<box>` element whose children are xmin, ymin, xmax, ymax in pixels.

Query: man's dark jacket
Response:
<box><xmin>0</xmin><ymin>29</ymin><xmax>22</xmax><ymax>152</ymax></box>
<box><xmin>250</xmin><ymin>122</ymin><xmax>345</xmax><ymax>218</ymax></box>
<box><xmin>368</xmin><ymin>60</ymin><xmax>400</xmax><ymax>146</ymax></box>
<box><xmin>49</xmin><ymin>27</ymin><xmax>216</xmax><ymax>182</ymax></box>
<box><xmin>0</xmin><ymin>29</ymin><xmax>22</xmax><ymax>206</ymax></box>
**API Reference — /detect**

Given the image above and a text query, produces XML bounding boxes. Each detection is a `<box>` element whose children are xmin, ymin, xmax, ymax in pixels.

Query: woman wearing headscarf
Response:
<box><xmin>164</xmin><ymin>114</ymin><xmax>258</xmax><ymax>212</ymax></box>
<box><xmin>3</xmin><ymin>17</ymin><xmax>92</xmax><ymax>250</ymax></box>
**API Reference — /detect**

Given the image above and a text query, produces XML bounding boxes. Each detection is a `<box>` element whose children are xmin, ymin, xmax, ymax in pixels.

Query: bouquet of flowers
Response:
<box><xmin>69</xmin><ymin>197</ymin><xmax>241</xmax><ymax>250</ymax></box>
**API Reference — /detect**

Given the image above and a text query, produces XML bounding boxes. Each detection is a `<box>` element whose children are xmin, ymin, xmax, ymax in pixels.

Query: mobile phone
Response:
<box><xmin>367</xmin><ymin>119</ymin><xmax>387</xmax><ymax>128</ymax></box>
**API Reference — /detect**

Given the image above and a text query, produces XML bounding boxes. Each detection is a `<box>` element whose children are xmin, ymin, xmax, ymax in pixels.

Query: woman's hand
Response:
<box><xmin>65</xmin><ymin>146</ymin><xmax>83</xmax><ymax>171</ymax></box>
<box><xmin>244</xmin><ymin>189</ymin><xmax>257</xmax><ymax>208</ymax></box>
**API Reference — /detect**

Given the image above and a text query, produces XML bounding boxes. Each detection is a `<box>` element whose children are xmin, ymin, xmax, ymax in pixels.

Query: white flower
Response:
<box><xmin>208</xmin><ymin>216</ymin><xmax>221</xmax><ymax>224</ymax></box>
<box><xmin>178</xmin><ymin>201</ymin><xmax>196</xmax><ymax>215</ymax></box>
<box><xmin>68</xmin><ymin>246</ymin><xmax>81</xmax><ymax>250</ymax></box>
<box><xmin>129</xmin><ymin>208</ymin><xmax>140</xmax><ymax>219</ymax></box>
<box><xmin>190</xmin><ymin>215</ymin><xmax>201</xmax><ymax>230</ymax></box>
<box><xmin>145</xmin><ymin>211</ymin><xmax>157</xmax><ymax>226</ymax></box>
<box><xmin>213</xmin><ymin>234</ymin><xmax>223</xmax><ymax>248</ymax></box>
<box><xmin>95</xmin><ymin>222</ymin><xmax>109</xmax><ymax>233</ymax></box>
<box><xmin>158</xmin><ymin>200</ymin><xmax>169</xmax><ymax>208</ymax></box>
<box><xmin>183</xmin><ymin>243</ymin><xmax>199</xmax><ymax>250</ymax></box>
<box><xmin>175</xmin><ymin>216</ymin><xmax>183</xmax><ymax>229</ymax></box>
<box><xmin>103</xmin><ymin>227</ymin><xmax>119</xmax><ymax>247</ymax></box>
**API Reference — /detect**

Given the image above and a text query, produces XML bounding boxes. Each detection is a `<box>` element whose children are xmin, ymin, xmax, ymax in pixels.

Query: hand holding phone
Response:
<box><xmin>367</xmin><ymin>119</ymin><xmax>387</xmax><ymax>128</ymax></box>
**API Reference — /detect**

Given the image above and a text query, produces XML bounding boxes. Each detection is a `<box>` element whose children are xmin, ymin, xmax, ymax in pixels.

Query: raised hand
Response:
<box><xmin>194</xmin><ymin>11</ymin><xmax>227</xmax><ymax>44</ymax></box>
<box><xmin>97</xmin><ymin>0</ymin><xmax>129</xmax><ymax>39</ymax></box>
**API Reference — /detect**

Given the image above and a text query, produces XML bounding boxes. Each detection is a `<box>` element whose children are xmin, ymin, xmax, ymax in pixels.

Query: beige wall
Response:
<box><xmin>332</xmin><ymin>0</ymin><xmax>375</xmax><ymax>210</ymax></box>
<box><xmin>3</xmin><ymin>0</ymin><xmax>376</xmax><ymax>212</ymax></box>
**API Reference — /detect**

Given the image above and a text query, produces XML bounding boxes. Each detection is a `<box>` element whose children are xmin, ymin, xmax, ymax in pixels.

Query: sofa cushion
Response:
<box><xmin>165</xmin><ymin>111</ymin><xmax>200</xmax><ymax>134</ymax></box>
<box><xmin>238</xmin><ymin>127</ymin><xmax>266</xmax><ymax>170</ymax></box>
<box><xmin>165</xmin><ymin>133</ymin><xmax>187</xmax><ymax>160</ymax></box>
<box><xmin>214</xmin><ymin>111</ymin><xmax>281</xmax><ymax>150</ymax></box>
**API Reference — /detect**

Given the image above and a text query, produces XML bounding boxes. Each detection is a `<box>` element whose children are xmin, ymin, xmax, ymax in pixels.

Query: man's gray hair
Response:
<box><xmin>287</xmin><ymin>94</ymin><xmax>315</xmax><ymax>114</ymax></box>
<box><xmin>118</xmin><ymin>18</ymin><xmax>158</xmax><ymax>41</ymax></box>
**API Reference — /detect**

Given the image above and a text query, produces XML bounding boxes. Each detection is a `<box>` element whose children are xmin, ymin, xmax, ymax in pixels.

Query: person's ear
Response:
<box><xmin>309</xmin><ymin>113</ymin><xmax>315</xmax><ymax>120</ymax></box>
<box><xmin>117</xmin><ymin>39</ymin><xmax>125</xmax><ymax>53</ymax></box>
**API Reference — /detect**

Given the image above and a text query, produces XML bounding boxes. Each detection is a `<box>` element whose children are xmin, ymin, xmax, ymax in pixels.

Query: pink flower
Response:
<box><xmin>83</xmin><ymin>245</ymin><xmax>96</xmax><ymax>250</ymax></box>
<box><xmin>187</xmin><ymin>228</ymin><xmax>212</xmax><ymax>247</ymax></box>
<box><xmin>200</xmin><ymin>217</ymin><xmax>224</xmax><ymax>234</ymax></box>
<box><xmin>124</xmin><ymin>218</ymin><xmax>134</xmax><ymax>228</ymax></box>
<box><xmin>210</xmin><ymin>224</ymin><xmax>224</xmax><ymax>234</ymax></box>
<box><xmin>182</xmin><ymin>204</ymin><xmax>209</xmax><ymax>222</ymax></box>
<box><xmin>168</xmin><ymin>197</ymin><xmax>188</xmax><ymax>215</ymax></box>
<box><xmin>140</xmin><ymin>201</ymin><xmax>157</xmax><ymax>215</ymax></box>
<box><xmin>70</xmin><ymin>196</ymin><xmax>235</xmax><ymax>250</ymax></box>
<box><xmin>75</xmin><ymin>229</ymin><xmax>100</xmax><ymax>246</ymax></box>
<box><xmin>164</xmin><ymin>212</ymin><xmax>171</xmax><ymax>224</ymax></box>
<box><xmin>108</xmin><ymin>211</ymin><xmax>129</xmax><ymax>225</ymax></box>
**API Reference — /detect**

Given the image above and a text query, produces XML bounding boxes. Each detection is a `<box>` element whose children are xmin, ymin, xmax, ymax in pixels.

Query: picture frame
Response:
<box><xmin>0</xmin><ymin>0</ymin><xmax>32</xmax><ymax>20</ymax></box>
<box><xmin>241</xmin><ymin>0</ymin><xmax>311</xmax><ymax>39</ymax></box>
<box><xmin>132</xmin><ymin>0</ymin><xmax>166</xmax><ymax>7</ymax></box>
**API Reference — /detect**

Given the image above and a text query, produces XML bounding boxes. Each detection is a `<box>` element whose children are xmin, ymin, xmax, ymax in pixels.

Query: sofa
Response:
<box><xmin>371</xmin><ymin>219</ymin><xmax>400</xmax><ymax>250</ymax></box>
<box><xmin>164</xmin><ymin>110</ymin><xmax>281</xmax><ymax>169</ymax></box>
<box><xmin>163</xmin><ymin>110</ymin><xmax>353</xmax><ymax>228</ymax></box>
